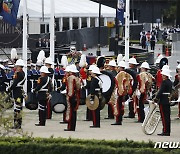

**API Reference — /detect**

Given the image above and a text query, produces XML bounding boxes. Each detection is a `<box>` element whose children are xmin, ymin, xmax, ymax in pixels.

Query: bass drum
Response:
<box><xmin>98</xmin><ymin>71</ymin><xmax>115</xmax><ymax>103</ymax></box>
<box><xmin>25</xmin><ymin>92</ymin><xmax>38</xmax><ymax>110</ymax></box>
<box><xmin>50</xmin><ymin>91</ymin><xmax>67</xmax><ymax>114</ymax></box>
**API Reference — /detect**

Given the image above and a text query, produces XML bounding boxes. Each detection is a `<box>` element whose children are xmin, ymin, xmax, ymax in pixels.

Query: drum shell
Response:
<box><xmin>50</xmin><ymin>91</ymin><xmax>67</xmax><ymax>113</ymax></box>
<box><xmin>25</xmin><ymin>92</ymin><xmax>38</xmax><ymax>110</ymax></box>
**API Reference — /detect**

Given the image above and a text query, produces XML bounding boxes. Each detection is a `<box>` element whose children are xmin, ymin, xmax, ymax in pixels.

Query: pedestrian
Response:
<box><xmin>150</xmin><ymin>32</ymin><xmax>157</xmax><ymax>50</ymax></box>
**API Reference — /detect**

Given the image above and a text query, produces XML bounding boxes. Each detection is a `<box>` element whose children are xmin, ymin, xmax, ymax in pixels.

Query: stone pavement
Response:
<box><xmin>19</xmin><ymin>104</ymin><xmax>180</xmax><ymax>142</ymax></box>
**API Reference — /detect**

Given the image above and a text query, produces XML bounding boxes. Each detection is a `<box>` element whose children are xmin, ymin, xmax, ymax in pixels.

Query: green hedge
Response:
<box><xmin>0</xmin><ymin>137</ymin><xmax>179</xmax><ymax>154</ymax></box>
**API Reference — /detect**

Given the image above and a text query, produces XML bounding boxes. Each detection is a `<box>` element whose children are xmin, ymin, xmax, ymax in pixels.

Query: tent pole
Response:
<box><xmin>96</xmin><ymin>0</ymin><xmax>101</xmax><ymax>56</ymax></box>
<box><xmin>23</xmin><ymin>0</ymin><xmax>27</xmax><ymax>95</ymax></box>
<box><xmin>125</xmin><ymin>0</ymin><xmax>130</xmax><ymax>65</ymax></box>
<box><xmin>50</xmin><ymin>0</ymin><xmax>55</xmax><ymax>86</ymax></box>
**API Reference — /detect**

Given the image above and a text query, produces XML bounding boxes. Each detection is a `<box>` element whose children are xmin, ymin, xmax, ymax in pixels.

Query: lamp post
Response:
<box><xmin>96</xmin><ymin>0</ymin><xmax>101</xmax><ymax>56</ymax></box>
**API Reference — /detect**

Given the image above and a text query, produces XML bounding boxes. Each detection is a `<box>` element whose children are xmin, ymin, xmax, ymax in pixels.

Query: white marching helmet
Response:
<box><xmin>140</xmin><ymin>62</ymin><xmax>151</xmax><ymax>69</ymax></box>
<box><xmin>15</xmin><ymin>59</ymin><xmax>25</xmax><ymax>67</ymax></box>
<box><xmin>161</xmin><ymin>65</ymin><xmax>172</xmax><ymax>72</ymax></box>
<box><xmin>129</xmin><ymin>57</ymin><xmax>139</xmax><ymax>65</ymax></box>
<box><xmin>177</xmin><ymin>64</ymin><xmax>180</xmax><ymax>69</ymax></box>
<box><xmin>88</xmin><ymin>65</ymin><xmax>96</xmax><ymax>71</ymax></box>
<box><xmin>45</xmin><ymin>57</ymin><xmax>54</xmax><ymax>65</ymax></box>
<box><xmin>161</xmin><ymin>68</ymin><xmax>171</xmax><ymax>78</ymax></box>
<box><xmin>64</xmin><ymin>65</ymin><xmax>71</xmax><ymax>72</ymax></box>
<box><xmin>91</xmin><ymin>66</ymin><xmax>102</xmax><ymax>75</ymax></box>
<box><xmin>108</xmin><ymin>60</ymin><xmax>117</xmax><ymax>67</ymax></box>
<box><xmin>69</xmin><ymin>64</ymin><xmax>79</xmax><ymax>73</ymax></box>
<box><xmin>118</xmin><ymin>61</ymin><xmax>126</xmax><ymax>68</ymax></box>
<box><xmin>40</xmin><ymin>66</ymin><xmax>50</xmax><ymax>73</ymax></box>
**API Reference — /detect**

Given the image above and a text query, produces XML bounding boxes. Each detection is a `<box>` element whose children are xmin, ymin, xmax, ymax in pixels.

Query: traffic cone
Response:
<box><xmin>83</xmin><ymin>44</ymin><xmax>87</xmax><ymax>51</ymax></box>
<box><xmin>165</xmin><ymin>47</ymin><xmax>169</xmax><ymax>57</ymax></box>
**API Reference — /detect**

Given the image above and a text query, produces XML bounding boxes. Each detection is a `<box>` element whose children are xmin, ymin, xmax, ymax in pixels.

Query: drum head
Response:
<box><xmin>50</xmin><ymin>91</ymin><xmax>67</xmax><ymax>113</ymax></box>
<box><xmin>99</xmin><ymin>74</ymin><xmax>111</xmax><ymax>93</ymax></box>
<box><xmin>99</xmin><ymin>71</ymin><xmax>115</xmax><ymax>103</ymax></box>
<box><xmin>53</xmin><ymin>104</ymin><xmax>66</xmax><ymax>113</ymax></box>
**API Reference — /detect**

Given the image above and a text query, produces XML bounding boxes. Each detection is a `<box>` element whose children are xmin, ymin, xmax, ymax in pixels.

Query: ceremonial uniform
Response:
<box><xmin>125</xmin><ymin>68</ymin><xmax>138</xmax><ymax>118</ymax></box>
<box><xmin>65</xmin><ymin>73</ymin><xmax>81</xmax><ymax>131</ymax></box>
<box><xmin>9</xmin><ymin>70</ymin><xmax>25</xmax><ymax>129</ymax></box>
<box><xmin>0</xmin><ymin>67</ymin><xmax>6</xmax><ymax>92</ymax></box>
<box><xmin>173</xmin><ymin>74</ymin><xmax>180</xmax><ymax>118</ymax></box>
<box><xmin>155</xmin><ymin>78</ymin><xmax>172</xmax><ymax>135</ymax></box>
<box><xmin>155</xmin><ymin>69</ymin><xmax>162</xmax><ymax>89</ymax></box>
<box><xmin>90</xmin><ymin>76</ymin><xmax>103</xmax><ymax>127</ymax></box>
<box><xmin>46</xmin><ymin>67</ymin><xmax>54</xmax><ymax>119</ymax></box>
<box><xmin>85</xmin><ymin>73</ymin><xmax>93</xmax><ymax>121</ymax></box>
<box><xmin>34</xmin><ymin>75</ymin><xmax>52</xmax><ymax>126</ymax></box>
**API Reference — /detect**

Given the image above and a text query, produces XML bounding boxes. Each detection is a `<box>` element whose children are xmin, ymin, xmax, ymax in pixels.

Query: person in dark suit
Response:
<box><xmin>154</xmin><ymin>68</ymin><xmax>172</xmax><ymax>136</ymax></box>
<box><xmin>34</xmin><ymin>66</ymin><xmax>52</xmax><ymax>126</ymax></box>
<box><xmin>36</xmin><ymin>38</ymin><xmax>42</xmax><ymax>48</ymax></box>
<box><xmin>8</xmin><ymin>59</ymin><xmax>26</xmax><ymax>129</ymax></box>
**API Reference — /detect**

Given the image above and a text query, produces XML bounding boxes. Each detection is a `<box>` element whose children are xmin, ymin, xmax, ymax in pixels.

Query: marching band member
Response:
<box><xmin>59</xmin><ymin>65</ymin><xmax>70</xmax><ymax>124</ymax></box>
<box><xmin>154</xmin><ymin>67</ymin><xmax>172</xmax><ymax>136</ymax></box>
<box><xmin>34</xmin><ymin>66</ymin><xmax>52</xmax><ymax>126</ymax></box>
<box><xmin>155</xmin><ymin>57</ymin><xmax>168</xmax><ymax>89</ymax></box>
<box><xmin>8</xmin><ymin>59</ymin><xmax>26</xmax><ymax>129</ymax></box>
<box><xmin>85</xmin><ymin>65</ymin><xmax>96</xmax><ymax>121</ymax></box>
<box><xmin>106</xmin><ymin>60</ymin><xmax>117</xmax><ymax>119</ymax></box>
<box><xmin>124</xmin><ymin>57</ymin><xmax>139</xmax><ymax>118</ymax></box>
<box><xmin>0</xmin><ymin>64</ymin><xmax>6</xmax><ymax>92</ymax></box>
<box><xmin>173</xmin><ymin>64</ymin><xmax>180</xmax><ymax>119</ymax></box>
<box><xmin>64</xmin><ymin>64</ymin><xmax>81</xmax><ymax>131</ymax></box>
<box><xmin>89</xmin><ymin>66</ymin><xmax>103</xmax><ymax>128</ymax></box>
<box><xmin>44</xmin><ymin>57</ymin><xmax>54</xmax><ymax>119</ymax></box>
<box><xmin>112</xmin><ymin>61</ymin><xmax>129</xmax><ymax>125</ymax></box>
<box><xmin>137</xmin><ymin>62</ymin><xmax>153</xmax><ymax>123</ymax></box>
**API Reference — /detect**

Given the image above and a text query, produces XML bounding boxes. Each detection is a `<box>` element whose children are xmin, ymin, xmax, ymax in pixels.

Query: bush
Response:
<box><xmin>0</xmin><ymin>137</ymin><xmax>179</xmax><ymax>154</ymax></box>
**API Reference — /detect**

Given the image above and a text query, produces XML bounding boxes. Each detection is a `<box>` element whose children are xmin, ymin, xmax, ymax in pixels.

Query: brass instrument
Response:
<box><xmin>170</xmin><ymin>83</ymin><xmax>180</xmax><ymax>105</ymax></box>
<box><xmin>142</xmin><ymin>100</ymin><xmax>161</xmax><ymax>135</ymax></box>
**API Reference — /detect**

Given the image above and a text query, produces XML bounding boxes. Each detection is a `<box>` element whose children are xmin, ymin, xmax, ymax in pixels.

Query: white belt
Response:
<box><xmin>162</xmin><ymin>93</ymin><xmax>170</xmax><ymax>95</ymax></box>
<box><xmin>39</xmin><ymin>89</ymin><xmax>48</xmax><ymax>92</ymax></box>
<box><xmin>95</xmin><ymin>88</ymin><xmax>100</xmax><ymax>91</ymax></box>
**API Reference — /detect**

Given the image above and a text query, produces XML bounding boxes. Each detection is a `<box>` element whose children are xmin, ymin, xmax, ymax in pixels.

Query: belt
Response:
<box><xmin>162</xmin><ymin>93</ymin><xmax>170</xmax><ymax>95</ymax></box>
<box><xmin>95</xmin><ymin>88</ymin><xmax>101</xmax><ymax>91</ymax></box>
<box><xmin>39</xmin><ymin>89</ymin><xmax>48</xmax><ymax>92</ymax></box>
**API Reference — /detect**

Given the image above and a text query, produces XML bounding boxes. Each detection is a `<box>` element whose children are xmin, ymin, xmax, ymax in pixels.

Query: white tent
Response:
<box><xmin>18</xmin><ymin>0</ymin><xmax>116</xmax><ymax>18</ymax></box>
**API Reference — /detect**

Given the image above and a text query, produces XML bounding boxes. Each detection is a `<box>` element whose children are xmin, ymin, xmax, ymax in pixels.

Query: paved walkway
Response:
<box><xmin>19</xmin><ymin>104</ymin><xmax>180</xmax><ymax>142</ymax></box>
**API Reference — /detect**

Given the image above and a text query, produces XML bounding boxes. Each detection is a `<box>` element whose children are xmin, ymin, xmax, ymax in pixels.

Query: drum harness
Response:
<box><xmin>95</xmin><ymin>76</ymin><xmax>103</xmax><ymax>101</ymax></box>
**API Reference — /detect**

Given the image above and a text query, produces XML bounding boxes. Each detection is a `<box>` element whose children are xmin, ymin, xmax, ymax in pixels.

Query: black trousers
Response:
<box><xmin>138</xmin><ymin>93</ymin><xmax>146</xmax><ymax>122</ymax></box>
<box><xmin>14</xmin><ymin>97</ymin><xmax>23</xmax><ymax>127</ymax></box>
<box><xmin>86</xmin><ymin>107</ymin><xmax>92</xmax><ymax>120</ymax></box>
<box><xmin>128</xmin><ymin>100</ymin><xmax>135</xmax><ymax>118</ymax></box>
<box><xmin>159</xmin><ymin>104</ymin><xmax>171</xmax><ymax>134</ymax></box>
<box><xmin>38</xmin><ymin>100</ymin><xmax>47</xmax><ymax>125</ymax></box>
<box><xmin>67</xmin><ymin>97</ymin><xmax>77</xmax><ymax>131</ymax></box>
<box><xmin>92</xmin><ymin>105</ymin><xmax>100</xmax><ymax>127</ymax></box>
<box><xmin>108</xmin><ymin>104</ymin><xmax>114</xmax><ymax>119</ymax></box>
<box><xmin>150</xmin><ymin>41</ymin><xmax>155</xmax><ymax>50</ymax></box>
<box><xmin>116</xmin><ymin>96</ymin><xmax>124</xmax><ymax>123</ymax></box>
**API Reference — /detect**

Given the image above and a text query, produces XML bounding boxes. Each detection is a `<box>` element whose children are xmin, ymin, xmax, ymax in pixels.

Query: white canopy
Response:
<box><xmin>18</xmin><ymin>0</ymin><xmax>116</xmax><ymax>18</ymax></box>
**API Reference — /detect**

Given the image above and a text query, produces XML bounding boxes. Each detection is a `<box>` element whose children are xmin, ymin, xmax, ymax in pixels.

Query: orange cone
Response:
<box><xmin>165</xmin><ymin>47</ymin><xmax>169</xmax><ymax>57</ymax></box>
<box><xmin>83</xmin><ymin>44</ymin><xmax>87</xmax><ymax>51</ymax></box>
